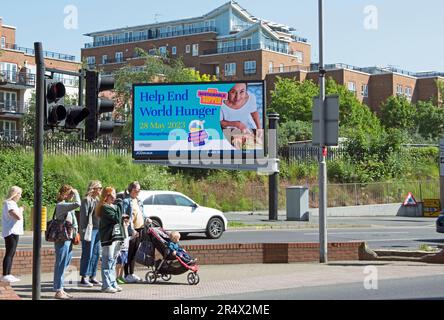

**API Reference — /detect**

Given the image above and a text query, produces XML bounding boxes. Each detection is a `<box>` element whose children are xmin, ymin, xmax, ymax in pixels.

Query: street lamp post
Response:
<box><xmin>318</xmin><ymin>0</ymin><xmax>328</xmax><ymax>263</ymax></box>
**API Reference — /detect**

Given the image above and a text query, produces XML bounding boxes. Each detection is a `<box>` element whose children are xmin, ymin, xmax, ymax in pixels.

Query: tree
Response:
<box><xmin>278</xmin><ymin>120</ymin><xmax>312</xmax><ymax>147</ymax></box>
<box><xmin>114</xmin><ymin>48</ymin><xmax>217</xmax><ymax>139</ymax></box>
<box><xmin>413</xmin><ymin>100</ymin><xmax>444</xmax><ymax>140</ymax></box>
<box><xmin>268</xmin><ymin>77</ymin><xmax>319</xmax><ymax>123</ymax></box>
<box><xmin>379</xmin><ymin>96</ymin><xmax>415</xmax><ymax>131</ymax></box>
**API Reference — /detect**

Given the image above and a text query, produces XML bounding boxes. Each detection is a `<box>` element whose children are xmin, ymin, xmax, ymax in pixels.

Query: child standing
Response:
<box><xmin>116</xmin><ymin>214</ymin><xmax>135</xmax><ymax>284</ymax></box>
<box><xmin>168</xmin><ymin>231</ymin><xmax>195</xmax><ymax>264</ymax></box>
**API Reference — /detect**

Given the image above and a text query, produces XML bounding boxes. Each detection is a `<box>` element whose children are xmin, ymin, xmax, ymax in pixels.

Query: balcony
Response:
<box><xmin>0</xmin><ymin>100</ymin><xmax>29</xmax><ymax>114</ymax></box>
<box><xmin>3</xmin><ymin>43</ymin><xmax>76</xmax><ymax>61</ymax></box>
<box><xmin>84</xmin><ymin>26</ymin><xmax>217</xmax><ymax>49</ymax></box>
<box><xmin>0</xmin><ymin>70</ymin><xmax>35</xmax><ymax>87</ymax></box>
<box><xmin>268</xmin><ymin>65</ymin><xmax>310</xmax><ymax>74</ymax></box>
<box><xmin>0</xmin><ymin>130</ymin><xmax>25</xmax><ymax>142</ymax></box>
<box><xmin>203</xmin><ymin>43</ymin><xmax>297</xmax><ymax>56</ymax></box>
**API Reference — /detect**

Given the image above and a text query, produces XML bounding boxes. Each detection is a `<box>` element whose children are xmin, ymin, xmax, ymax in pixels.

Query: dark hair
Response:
<box><xmin>127</xmin><ymin>181</ymin><xmax>140</xmax><ymax>193</ymax></box>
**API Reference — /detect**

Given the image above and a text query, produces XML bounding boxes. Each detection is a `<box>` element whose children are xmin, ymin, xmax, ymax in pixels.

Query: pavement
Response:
<box><xmin>10</xmin><ymin>261</ymin><xmax>444</xmax><ymax>300</ymax></box>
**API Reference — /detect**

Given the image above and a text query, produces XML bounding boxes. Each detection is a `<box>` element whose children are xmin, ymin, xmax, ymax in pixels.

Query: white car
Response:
<box><xmin>137</xmin><ymin>190</ymin><xmax>228</xmax><ymax>239</ymax></box>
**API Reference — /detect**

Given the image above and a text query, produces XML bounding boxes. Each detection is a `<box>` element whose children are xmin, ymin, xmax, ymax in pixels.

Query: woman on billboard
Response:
<box><xmin>220</xmin><ymin>83</ymin><xmax>262</xmax><ymax>149</ymax></box>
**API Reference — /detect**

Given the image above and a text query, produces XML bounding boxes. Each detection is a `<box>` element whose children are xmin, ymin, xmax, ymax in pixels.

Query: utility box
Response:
<box><xmin>286</xmin><ymin>186</ymin><xmax>309</xmax><ymax>221</ymax></box>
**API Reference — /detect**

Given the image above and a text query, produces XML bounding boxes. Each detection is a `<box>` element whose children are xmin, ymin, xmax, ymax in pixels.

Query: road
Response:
<box><xmin>203</xmin><ymin>274</ymin><xmax>444</xmax><ymax>300</ymax></box>
<box><xmin>3</xmin><ymin>222</ymin><xmax>442</xmax><ymax>257</ymax></box>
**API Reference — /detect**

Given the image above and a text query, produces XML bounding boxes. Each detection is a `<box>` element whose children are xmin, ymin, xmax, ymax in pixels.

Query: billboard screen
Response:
<box><xmin>132</xmin><ymin>81</ymin><xmax>265</xmax><ymax>160</ymax></box>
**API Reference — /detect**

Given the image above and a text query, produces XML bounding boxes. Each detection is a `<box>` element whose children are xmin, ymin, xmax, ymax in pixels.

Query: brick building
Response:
<box><xmin>81</xmin><ymin>1</ymin><xmax>310</xmax><ymax>80</ymax></box>
<box><xmin>0</xmin><ymin>18</ymin><xmax>81</xmax><ymax>140</ymax></box>
<box><xmin>265</xmin><ymin>63</ymin><xmax>444</xmax><ymax>112</ymax></box>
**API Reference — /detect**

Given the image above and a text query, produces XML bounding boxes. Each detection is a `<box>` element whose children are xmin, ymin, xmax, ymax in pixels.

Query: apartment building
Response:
<box><xmin>81</xmin><ymin>1</ymin><xmax>310</xmax><ymax>80</ymax></box>
<box><xmin>0</xmin><ymin>18</ymin><xmax>81</xmax><ymax>140</ymax></box>
<box><xmin>266</xmin><ymin>63</ymin><xmax>444</xmax><ymax>113</ymax></box>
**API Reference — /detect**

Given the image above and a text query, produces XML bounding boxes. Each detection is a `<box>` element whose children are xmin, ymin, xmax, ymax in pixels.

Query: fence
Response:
<box><xmin>308</xmin><ymin>180</ymin><xmax>440</xmax><ymax>208</ymax></box>
<box><xmin>279</xmin><ymin>146</ymin><xmax>347</xmax><ymax>163</ymax></box>
<box><xmin>0</xmin><ymin>136</ymin><xmax>132</xmax><ymax>156</ymax></box>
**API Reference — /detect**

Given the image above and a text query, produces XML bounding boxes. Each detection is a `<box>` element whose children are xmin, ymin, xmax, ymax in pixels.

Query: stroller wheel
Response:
<box><xmin>187</xmin><ymin>272</ymin><xmax>199</xmax><ymax>285</ymax></box>
<box><xmin>145</xmin><ymin>271</ymin><xmax>157</xmax><ymax>284</ymax></box>
<box><xmin>161</xmin><ymin>274</ymin><xmax>172</xmax><ymax>281</ymax></box>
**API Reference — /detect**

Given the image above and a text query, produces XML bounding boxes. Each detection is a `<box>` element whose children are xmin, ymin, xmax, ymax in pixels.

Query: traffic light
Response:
<box><xmin>44</xmin><ymin>78</ymin><xmax>89</xmax><ymax>130</ymax></box>
<box><xmin>85</xmin><ymin>70</ymin><xmax>115</xmax><ymax>141</ymax></box>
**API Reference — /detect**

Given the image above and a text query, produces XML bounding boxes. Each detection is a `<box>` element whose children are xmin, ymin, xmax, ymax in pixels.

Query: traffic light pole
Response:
<box><xmin>32</xmin><ymin>42</ymin><xmax>44</xmax><ymax>300</ymax></box>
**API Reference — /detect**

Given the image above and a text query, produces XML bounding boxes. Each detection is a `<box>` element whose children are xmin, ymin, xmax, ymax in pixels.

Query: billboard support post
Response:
<box><xmin>268</xmin><ymin>113</ymin><xmax>279</xmax><ymax>221</ymax></box>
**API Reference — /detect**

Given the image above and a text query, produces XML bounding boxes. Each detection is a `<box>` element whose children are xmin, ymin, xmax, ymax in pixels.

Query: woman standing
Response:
<box><xmin>79</xmin><ymin>180</ymin><xmax>103</xmax><ymax>287</ymax></box>
<box><xmin>97</xmin><ymin>187</ymin><xmax>124</xmax><ymax>293</ymax></box>
<box><xmin>53</xmin><ymin>185</ymin><xmax>80</xmax><ymax>300</ymax></box>
<box><xmin>1</xmin><ymin>186</ymin><xmax>24</xmax><ymax>283</ymax></box>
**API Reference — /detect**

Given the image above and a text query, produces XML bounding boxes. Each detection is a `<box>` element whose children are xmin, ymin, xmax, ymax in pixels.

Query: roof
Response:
<box><xmin>84</xmin><ymin>1</ymin><xmax>301</xmax><ymax>42</ymax></box>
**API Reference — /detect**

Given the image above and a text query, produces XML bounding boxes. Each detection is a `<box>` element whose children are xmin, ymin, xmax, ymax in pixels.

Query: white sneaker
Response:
<box><xmin>124</xmin><ymin>274</ymin><xmax>137</xmax><ymax>283</ymax></box>
<box><xmin>114</xmin><ymin>285</ymin><xmax>123</xmax><ymax>292</ymax></box>
<box><xmin>133</xmin><ymin>274</ymin><xmax>141</xmax><ymax>281</ymax></box>
<box><xmin>102</xmin><ymin>287</ymin><xmax>117</xmax><ymax>293</ymax></box>
<box><xmin>2</xmin><ymin>275</ymin><xmax>20</xmax><ymax>283</ymax></box>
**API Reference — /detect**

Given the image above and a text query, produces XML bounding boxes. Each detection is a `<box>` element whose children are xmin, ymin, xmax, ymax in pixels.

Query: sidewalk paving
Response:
<box><xmin>10</xmin><ymin>261</ymin><xmax>444</xmax><ymax>300</ymax></box>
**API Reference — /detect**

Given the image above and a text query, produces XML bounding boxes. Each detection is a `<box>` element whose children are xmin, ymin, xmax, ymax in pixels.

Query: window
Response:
<box><xmin>396</xmin><ymin>84</ymin><xmax>403</xmax><ymax>95</ymax></box>
<box><xmin>269</xmin><ymin>62</ymin><xmax>274</xmax><ymax>73</ymax></box>
<box><xmin>173</xmin><ymin>195</ymin><xmax>195</xmax><ymax>207</ymax></box>
<box><xmin>0</xmin><ymin>62</ymin><xmax>17</xmax><ymax>82</ymax></box>
<box><xmin>172</xmin><ymin>46</ymin><xmax>177</xmax><ymax>55</ymax></box>
<box><xmin>101</xmin><ymin>55</ymin><xmax>108</xmax><ymax>64</ymax></box>
<box><xmin>153</xmin><ymin>194</ymin><xmax>177</xmax><ymax>206</ymax></box>
<box><xmin>86</xmin><ymin>56</ymin><xmax>95</xmax><ymax>66</ymax></box>
<box><xmin>279</xmin><ymin>64</ymin><xmax>284</xmax><ymax>73</ymax></box>
<box><xmin>185</xmin><ymin>45</ymin><xmax>191</xmax><ymax>53</ymax></box>
<box><xmin>0</xmin><ymin>120</ymin><xmax>16</xmax><ymax>137</ymax></box>
<box><xmin>361</xmin><ymin>84</ymin><xmax>368</xmax><ymax>97</ymax></box>
<box><xmin>224</xmin><ymin>62</ymin><xmax>236</xmax><ymax>76</ymax></box>
<box><xmin>348</xmin><ymin>81</ymin><xmax>356</xmax><ymax>93</ymax></box>
<box><xmin>115</xmin><ymin>52</ymin><xmax>123</xmax><ymax>63</ymax></box>
<box><xmin>405</xmin><ymin>86</ymin><xmax>412</xmax><ymax>98</ymax></box>
<box><xmin>148</xmin><ymin>49</ymin><xmax>157</xmax><ymax>56</ymax></box>
<box><xmin>215</xmin><ymin>65</ymin><xmax>220</xmax><ymax>77</ymax></box>
<box><xmin>244</xmin><ymin>60</ymin><xmax>256</xmax><ymax>75</ymax></box>
<box><xmin>1</xmin><ymin>37</ymin><xmax>5</xmax><ymax>49</ymax></box>
<box><xmin>159</xmin><ymin>46</ymin><xmax>167</xmax><ymax>56</ymax></box>
<box><xmin>143</xmin><ymin>196</ymin><xmax>154</xmax><ymax>205</ymax></box>
<box><xmin>192</xmin><ymin>44</ymin><xmax>199</xmax><ymax>56</ymax></box>
<box><xmin>0</xmin><ymin>91</ymin><xmax>17</xmax><ymax>111</ymax></box>
<box><xmin>241</xmin><ymin>37</ymin><xmax>252</xmax><ymax>50</ymax></box>
<box><xmin>295</xmin><ymin>51</ymin><xmax>303</xmax><ymax>63</ymax></box>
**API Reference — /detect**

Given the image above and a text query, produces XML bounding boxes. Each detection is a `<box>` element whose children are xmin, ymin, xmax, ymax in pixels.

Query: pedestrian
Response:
<box><xmin>96</xmin><ymin>187</ymin><xmax>124</xmax><ymax>293</ymax></box>
<box><xmin>53</xmin><ymin>185</ymin><xmax>80</xmax><ymax>300</ymax></box>
<box><xmin>78</xmin><ymin>180</ymin><xmax>103</xmax><ymax>287</ymax></box>
<box><xmin>122</xmin><ymin>181</ymin><xmax>145</xmax><ymax>283</ymax></box>
<box><xmin>1</xmin><ymin>186</ymin><xmax>24</xmax><ymax>283</ymax></box>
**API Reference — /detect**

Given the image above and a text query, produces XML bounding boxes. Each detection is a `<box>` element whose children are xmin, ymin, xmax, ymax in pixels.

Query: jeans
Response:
<box><xmin>53</xmin><ymin>240</ymin><xmax>73</xmax><ymax>291</ymax></box>
<box><xmin>101</xmin><ymin>241</ymin><xmax>120</xmax><ymax>290</ymax></box>
<box><xmin>79</xmin><ymin>229</ymin><xmax>101</xmax><ymax>278</ymax></box>
<box><xmin>3</xmin><ymin>234</ymin><xmax>19</xmax><ymax>276</ymax></box>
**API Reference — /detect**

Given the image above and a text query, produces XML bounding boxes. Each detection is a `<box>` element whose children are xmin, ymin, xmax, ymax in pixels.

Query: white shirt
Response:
<box><xmin>2</xmin><ymin>200</ymin><xmax>24</xmax><ymax>237</ymax></box>
<box><xmin>220</xmin><ymin>94</ymin><xmax>258</xmax><ymax>130</ymax></box>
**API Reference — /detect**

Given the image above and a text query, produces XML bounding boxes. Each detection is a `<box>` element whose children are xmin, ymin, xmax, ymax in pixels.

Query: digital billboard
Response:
<box><xmin>132</xmin><ymin>81</ymin><xmax>265</xmax><ymax>161</ymax></box>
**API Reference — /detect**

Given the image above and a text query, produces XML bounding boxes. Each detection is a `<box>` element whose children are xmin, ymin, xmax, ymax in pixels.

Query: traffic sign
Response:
<box><xmin>403</xmin><ymin>192</ymin><xmax>417</xmax><ymax>206</ymax></box>
<box><xmin>423</xmin><ymin>199</ymin><xmax>441</xmax><ymax>217</ymax></box>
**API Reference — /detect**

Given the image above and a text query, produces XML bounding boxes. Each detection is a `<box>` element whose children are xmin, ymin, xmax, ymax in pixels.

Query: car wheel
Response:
<box><xmin>205</xmin><ymin>217</ymin><xmax>224</xmax><ymax>239</ymax></box>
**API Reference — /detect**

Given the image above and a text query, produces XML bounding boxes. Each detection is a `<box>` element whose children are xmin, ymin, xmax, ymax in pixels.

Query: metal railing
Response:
<box><xmin>0</xmin><ymin>100</ymin><xmax>30</xmax><ymax>113</ymax></box>
<box><xmin>0</xmin><ymin>130</ymin><xmax>25</xmax><ymax>142</ymax></box>
<box><xmin>309</xmin><ymin>180</ymin><xmax>440</xmax><ymax>208</ymax></box>
<box><xmin>0</xmin><ymin>70</ymin><xmax>35</xmax><ymax>86</ymax></box>
<box><xmin>3</xmin><ymin>43</ymin><xmax>76</xmax><ymax>61</ymax></box>
<box><xmin>84</xmin><ymin>27</ymin><xmax>217</xmax><ymax>48</ymax></box>
<box><xmin>268</xmin><ymin>65</ymin><xmax>310</xmax><ymax>74</ymax></box>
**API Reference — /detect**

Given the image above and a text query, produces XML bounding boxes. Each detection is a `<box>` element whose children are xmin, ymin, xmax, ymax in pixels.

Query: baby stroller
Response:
<box><xmin>135</xmin><ymin>225</ymin><xmax>200</xmax><ymax>285</ymax></box>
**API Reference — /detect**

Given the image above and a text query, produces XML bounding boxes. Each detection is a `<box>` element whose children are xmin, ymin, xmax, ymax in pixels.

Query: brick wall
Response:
<box><xmin>0</xmin><ymin>242</ymin><xmax>363</xmax><ymax>275</ymax></box>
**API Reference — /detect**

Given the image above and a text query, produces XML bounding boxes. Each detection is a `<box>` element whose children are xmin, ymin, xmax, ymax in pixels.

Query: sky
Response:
<box><xmin>2</xmin><ymin>0</ymin><xmax>444</xmax><ymax>72</ymax></box>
